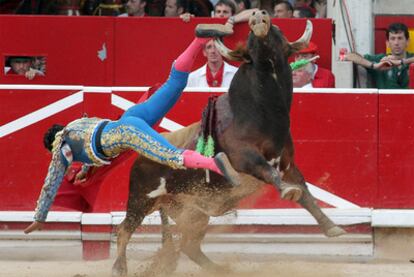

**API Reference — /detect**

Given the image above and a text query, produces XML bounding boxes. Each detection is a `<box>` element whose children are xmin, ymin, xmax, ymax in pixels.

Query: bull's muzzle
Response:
<box><xmin>248</xmin><ymin>10</ymin><xmax>271</xmax><ymax>38</ymax></box>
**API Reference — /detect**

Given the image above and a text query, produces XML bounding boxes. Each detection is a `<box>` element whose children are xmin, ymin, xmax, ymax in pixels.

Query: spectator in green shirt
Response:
<box><xmin>345</xmin><ymin>22</ymin><xmax>414</xmax><ymax>89</ymax></box>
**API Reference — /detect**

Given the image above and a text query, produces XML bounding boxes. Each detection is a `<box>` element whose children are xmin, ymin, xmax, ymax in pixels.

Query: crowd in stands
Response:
<box><xmin>0</xmin><ymin>0</ymin><xmax>327</xmax><ymax>18</ymax></box>
<box><xmin>2</xmin><ymin>1</ymin><xmax>413</xmax><ymax>89</ymax></box>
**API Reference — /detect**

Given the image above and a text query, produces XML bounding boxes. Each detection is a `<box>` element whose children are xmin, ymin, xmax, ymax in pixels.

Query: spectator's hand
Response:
<box><xmin>373</xmin><ymin>60</ymin><xmax>393</xmax><ymax>71</ymax></box>
<box><xmin>25</xmin><ymin>69</ymin><xmax>37</xmax><ymax>80</ymax></box>
<box><xmin>314</xmin><ymin>0</ymin><xmax>327</xmax><ymax>18</ymax></box>
<box><xmin>180</xmin><ymin>13</ymin><xmax>194</xmax><ymax>23</ymax></box>
<box><xmin>293</xmin><ymin>69</ymin><xmax>312</xmax><ymax>88</ymax></box>
<box><xmin>24</xmin><ymin>221</ymin><xmax>44</xmax><ymax>234</ymax></box>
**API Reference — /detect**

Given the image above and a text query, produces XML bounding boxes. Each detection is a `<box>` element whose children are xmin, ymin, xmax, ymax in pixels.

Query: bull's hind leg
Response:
<box><xmin>141</xmin><ymin>207</ymin><xmax>180</xmax><ymax>276</ymax></box>
<box><xmin>112</xmin><ymin>213</ymin><xmax>143</xmax><ymax>277</ymax></box>
<box><xmin>112</xmin><ymin>161</ymin><xmax>161</xmax><ymax>277</ymax></box>
<box><xmin>172</xmin><ymin>207</ymin><xmax>229</xmax><ymax>273</ymax></box>
<box><xmin>280</xmin><ymin>137</ymin><xmax>346</xmax><ymax>237</ymax></box>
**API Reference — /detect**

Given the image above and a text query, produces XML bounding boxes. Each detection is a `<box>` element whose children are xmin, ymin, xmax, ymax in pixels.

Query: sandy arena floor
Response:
<box><xmin>1</xmin><ymin>254</ymin><xmax>414</xmax><ymax>277</ymax></box>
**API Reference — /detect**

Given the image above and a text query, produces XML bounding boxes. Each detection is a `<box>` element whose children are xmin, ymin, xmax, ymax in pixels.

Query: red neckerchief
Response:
<box><xmin>206</xmin><ymin>63</ymin><xmax>224</xmax><ymax>87</ymax></box>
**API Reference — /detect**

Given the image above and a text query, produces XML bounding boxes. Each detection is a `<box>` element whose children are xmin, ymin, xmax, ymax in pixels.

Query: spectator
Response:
<box><xmin>213</xmin><ymin>0</ymin><xmax>236</xmax><ymax>17</ymax></box>
<box><xmin>119</xmin><ymin>0</ymin><xmax>146</xmax><ymax>16</ymax></box>
<box><xmin>178</xmin><ymin>0</ymin><xmax>215</xmax><ymax>21</ymax></box>
<box><xmin>14</xmin><ymin>0</ymin><xmax>52</xmax><ymax>14</ymax></box>
<box><xmin>273</xmin><ymin>1</ymin><xmax>293</xmax><ymax>18</ymax></box>
<box><xmin>195</xmin><ymin>4</ymin><xmax>259</xmax><ymax>36</ymax></box>
<box><xmin>164</xmin><ymin>0</ymin><xmax>186</xmax><ymax>16</ymax></box>
<box><xmin>5</xmin><ymin>56</ymin><xmax>44</xmax><ymax>80</ymax></box>
<box><xmin>234</xmin><ymin>0</ymin><xmax>250</xmax><ymax>14</ymax></box>
<box><xmin>293</xmin><ymin>0</ymin><xmax>326</xmax><ymax>18</ymax></box>
<box><xmin>292</xmin><ymin>42</ymin><xmax>335</xmax><ymax>88</ymax></box>
<box><xmin>88</xmin><ymin>0</ymin><xmax>125</xmax><ymax>16</ymax></box>
<box><xmin>293</xmin><ymin>6</ymin><xmax>315</xmax><ymax>18</ymax></box>
<box><xmin>187</xmin><ymin>39</ymin><xmax>238</xmax><ymax>87</ymax></box>
<box><xmin>292</xmin><ymin>67</ymin><xmax>313</xmax><ymax>88</ymax></box>
<box><xmin>344</xmin><ymin>22</ymin><xmax>414</xmax><ymax>89</ymax></box>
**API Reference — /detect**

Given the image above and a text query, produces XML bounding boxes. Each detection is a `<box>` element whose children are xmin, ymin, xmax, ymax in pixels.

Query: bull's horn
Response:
<box><xmin>214</xmin><ymin>39</ymin><xmax>250</xmax><ymax>62</ymax></box>
<box><xmin>290</xmin><ymin>20</ymin><xmax>313</xmax><ymax>46</ymax></box>
<box><xmin>213</xmin><ymin>39</ymin><xmax>243</xmax><ymax>62</ymax></box>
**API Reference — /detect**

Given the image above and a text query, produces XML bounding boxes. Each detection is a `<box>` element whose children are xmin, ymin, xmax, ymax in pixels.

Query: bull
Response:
<box><xmin>112</xmin><ymin>11</ymin><xmax>346</xmax><ymax>277</ymax></box>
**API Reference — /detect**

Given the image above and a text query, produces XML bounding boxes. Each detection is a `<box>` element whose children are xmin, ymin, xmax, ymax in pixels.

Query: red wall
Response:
<box><xmin>2</xmin><ymin>87</ymin><xmax>414</xmax><ymax>213</ymax></box>
<box><xmin>0</xmin><ymin>16</ymin><xmax>332</xmax><ymax>86</ymax></box>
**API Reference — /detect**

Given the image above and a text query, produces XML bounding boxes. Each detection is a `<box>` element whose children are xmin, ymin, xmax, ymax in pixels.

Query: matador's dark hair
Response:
<box><xmin>43</xmin><ymin>124</ymin><xmax>64</xmax><ymax>151</ymax></box>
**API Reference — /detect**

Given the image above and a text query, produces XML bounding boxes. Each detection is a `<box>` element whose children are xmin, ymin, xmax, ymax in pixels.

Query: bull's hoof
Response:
<box><xmin>280</xmin><ymin>186</ymin><xmax>302</xmax><ymax>202</ymax></box>
<box><xmin>112</xmin><ymin>268</ymin><xmax>127</xmax><ymax>277</ymax></box>
<box><xmin>195</xmin><ymin>24</ymin><xmax>234</xmax><ymax>38</ymax></box>
<box><xmin>112</xmin><ymin>260</ymin><xmax>127</xmax><ymax>277</ymax></box>
<box><xmin>204</xmin><ymin>263</ymin><xmax>232</xmax><ymax>274</ymax></box>
<box><xmin>325</xmin><ymin>226</ymin><xmax>347</xmax><ymax>237</ymax></box>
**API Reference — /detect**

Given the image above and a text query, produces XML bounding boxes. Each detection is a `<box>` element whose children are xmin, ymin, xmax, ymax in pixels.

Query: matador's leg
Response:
<box><xmin>121</xmin><ymin>37</ymin><xmax>209</xmax><ymax>126</ymax></box>
<box><xmin>100</xmin><ymin>118</ymin><xmax>240</xmax><ymax>186</ymax></box>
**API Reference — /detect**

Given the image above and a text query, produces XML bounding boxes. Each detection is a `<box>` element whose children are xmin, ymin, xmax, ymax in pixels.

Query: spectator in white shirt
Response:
<box><xmin>187</xmin><ymin>39</ymin><xmax>238</xmax><ymax>87</ymax></box>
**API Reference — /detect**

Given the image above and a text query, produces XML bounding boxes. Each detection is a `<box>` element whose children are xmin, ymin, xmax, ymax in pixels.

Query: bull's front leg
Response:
<box><xmin>234</xmin><ymin>150</ymin><xmax>302</xmax><ymax>201</ymax></box>
<box><xmin>283</xmin><ymin>164</ymin><xmax>346</xmax><ymax>237</ymax></box>
<box><xmin>279</xmin><ymin>137</ymin><xmax>346</xmax><ymax>237</ymax></box>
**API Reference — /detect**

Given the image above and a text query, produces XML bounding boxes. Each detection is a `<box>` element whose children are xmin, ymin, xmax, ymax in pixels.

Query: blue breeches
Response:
<box><xmin>121</xmin><ymin>65</ymin><xmax>188</xmax><ymax>126</ymax></box>
<box><xmin>99</xmin><ymin>65</ymin><xmax>188</xmax><ymax>169</ymax></box>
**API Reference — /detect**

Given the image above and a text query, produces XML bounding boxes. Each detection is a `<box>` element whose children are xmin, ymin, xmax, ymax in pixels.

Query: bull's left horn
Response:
<box><xmin>290</xmin><ymin>20</ymin><xmax>313</xmax><ymax>46</ymax></box>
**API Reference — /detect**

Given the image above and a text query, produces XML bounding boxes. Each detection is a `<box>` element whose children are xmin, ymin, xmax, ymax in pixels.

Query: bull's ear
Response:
<box><xmin>288</xmin><ymin>20</ymin><xmax>313</xmax><ymax>55</ymax></box>
<box><xmin>214</xmin><ymin>39</ymin><xmax>249</xmax><ymax>62</ymax></box>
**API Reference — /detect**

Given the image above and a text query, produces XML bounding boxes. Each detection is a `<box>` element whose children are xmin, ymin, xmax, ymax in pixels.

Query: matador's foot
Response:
<box><xmin>280</xmin><ymin>183</ymin><xmax>303</xmax><ymax>202</ymax></box>
<box><xmin>195</xmin><ymin>24</ymin><xmax>234</xmax><ymax>38</ymax></box>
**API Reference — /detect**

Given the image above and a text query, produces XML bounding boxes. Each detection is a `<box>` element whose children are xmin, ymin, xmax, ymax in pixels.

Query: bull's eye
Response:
<box><xmin>262</xmin><ymin>20</ymin><xmax>266</xmax><ymax>23</ymax></box>
<box><xmin>262</xmin><ymin>10</ymin><xmax>267</xmax><ymax>15</ymax></box>
<box><xmin>252</xmin><ymin>11</ymin><xmax>256</xmax><ymax>16</ymax></box>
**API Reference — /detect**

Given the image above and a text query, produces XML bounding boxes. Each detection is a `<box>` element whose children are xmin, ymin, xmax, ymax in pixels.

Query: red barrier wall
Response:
<box><xmin>378</xmin><ymin>91</ymin><xmax>414</xmax><ymax>208</ymax></box>
<box><xmin>0</xmin><ymin>16</ymin><xmax>332</xmax><ymax>86</ymax></box>
<box><xmin>2</xmin><ymin>87</ymin><xmax>414</xmax><ymax>213</ymax></box>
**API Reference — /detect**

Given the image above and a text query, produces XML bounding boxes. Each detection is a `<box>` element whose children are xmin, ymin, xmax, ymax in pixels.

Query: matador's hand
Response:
<box><xmin>24</xmin><ymin>221</ymin><xmax>44</xmax><ymax>234</ymax></box>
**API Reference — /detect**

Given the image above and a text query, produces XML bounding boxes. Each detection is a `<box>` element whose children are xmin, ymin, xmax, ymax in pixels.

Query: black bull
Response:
<box><xmin>112</xmin><ymin>12</ymin><xmax>346</xmax><ymax>277</ymax></box>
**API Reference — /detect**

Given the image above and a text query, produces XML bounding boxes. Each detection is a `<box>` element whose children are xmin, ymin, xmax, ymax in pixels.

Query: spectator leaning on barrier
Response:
<box><xmin>5</xmin><ymin>56</ymin><xmax>44</xmax><ymax>80</ymax></box>
<box><xmin>213</xmin><ymin>0</ymin><xmax>236</xmax><ymax>18</ymax></box>
<box><xmin>344</xmin><ymin>22</ymin><xmax>414</xmax><ymax>89</ymax></box>
<box><xmin>292</xmin><ymin>42</ymin><xmax>335</xmax><ymax>88</ymax></box>
<box><xmin>273</xmin><ymin>1</ymin><xmax>293</xmax><ymax>18</ymax></box>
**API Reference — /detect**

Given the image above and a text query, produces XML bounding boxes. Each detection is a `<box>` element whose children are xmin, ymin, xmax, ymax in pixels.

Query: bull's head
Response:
<box><xmin>214</xmin><ymin>11</ymin><xmax>313</xmax><ymax>63</ymax></box>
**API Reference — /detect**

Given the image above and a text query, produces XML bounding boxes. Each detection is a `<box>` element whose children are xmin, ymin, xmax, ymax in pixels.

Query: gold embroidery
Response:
<box><xmin>65</xmin><ymin>118</ymin><xmax>110</xmax><ymax>166</ymax></box>
<box><xmin>101</xmin><ymin>125</ymin><xmax>184</xmax><ymax>169</ymax></box>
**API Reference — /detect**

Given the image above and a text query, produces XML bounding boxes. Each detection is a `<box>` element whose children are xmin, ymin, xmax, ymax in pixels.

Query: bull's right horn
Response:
<box><xmin>214</xmin><ymin>39</ymin><xmax>234</xmax><ymax>61</ymax></box>
<box><xmin>213</xmin><ymin>39</ymin><xmax>244</xmax><ymax>62</ymax></box>
<box><xmin>289</xmin><ymin>20</ymin><xmax>313</xmax><ymax>47</ymax></box>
